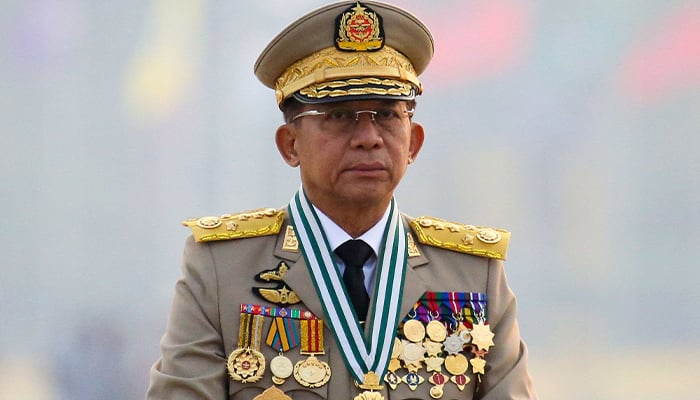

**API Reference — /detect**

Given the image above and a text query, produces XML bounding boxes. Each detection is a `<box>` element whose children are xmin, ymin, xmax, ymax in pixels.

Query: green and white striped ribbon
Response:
<box><xmin>287</xmin><ymin>188</ymin><xmax>408</xmax><ymax>384</ymax></box>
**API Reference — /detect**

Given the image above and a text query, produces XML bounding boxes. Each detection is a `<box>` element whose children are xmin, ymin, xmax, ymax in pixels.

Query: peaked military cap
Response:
<box><xmin>254</xmin><ymin>1</ymin><xmax>434</xmax><ymax>106</ymax></box>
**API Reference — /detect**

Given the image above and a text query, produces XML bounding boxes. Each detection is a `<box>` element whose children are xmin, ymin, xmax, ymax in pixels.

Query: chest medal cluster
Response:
<box><xmin>227</xmin><ymin>291</ymin><xmax>494</xmax><ymax>399</ymax></box>
<box><xmin>385</xmin><ymin>292</ymin><xmax>494</xmax><ymax>398</ymax></box>
<box><xmin>227</xmin><ymin>304</ymin><xmax>324</xmax><ymax>390</ymax></box>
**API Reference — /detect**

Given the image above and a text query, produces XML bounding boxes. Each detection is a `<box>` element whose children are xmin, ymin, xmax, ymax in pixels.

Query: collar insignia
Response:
<box><xmin>335</xmin><ymin>2</ymin><xmax>384</xmax><ymax>52</ymax></box>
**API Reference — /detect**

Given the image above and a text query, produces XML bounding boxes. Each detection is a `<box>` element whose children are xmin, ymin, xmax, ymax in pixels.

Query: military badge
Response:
<box><xmin>335</xmin><ymin>2</ymin><xmax>384</xmax><ymax>52</ymax></box>
<box><xmin>253</xmin><ymin>262</ymin><xmax>301</xmax><ymax>306</ymax></box>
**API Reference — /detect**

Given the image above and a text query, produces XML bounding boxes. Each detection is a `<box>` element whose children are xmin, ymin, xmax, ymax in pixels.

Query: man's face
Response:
<box><xmin>276</xmin><ymin>99</ymin><xmax>424</xmax><ymax>213</ymax></box>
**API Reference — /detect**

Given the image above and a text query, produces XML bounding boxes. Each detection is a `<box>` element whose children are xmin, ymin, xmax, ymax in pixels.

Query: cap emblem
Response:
<box><xmin>335</xmin><ymin>2</ymin><xmax>384</xmax><ymax>52</ymax></box>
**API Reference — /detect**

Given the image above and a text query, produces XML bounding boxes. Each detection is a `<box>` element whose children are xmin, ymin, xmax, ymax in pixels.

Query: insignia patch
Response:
<box><xmin>335</xmin><ymin>2</ymin><xmax>384</xmax><ymax>52</ymax></box>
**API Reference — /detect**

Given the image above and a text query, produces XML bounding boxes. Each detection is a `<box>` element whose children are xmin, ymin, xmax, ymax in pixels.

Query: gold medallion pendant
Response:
<box><xmin>253</xmin><ymin>386</ymin><xmax>292</xmax><ymax>400</ymax></box>
<box><xmin>293</xmin><ymin>354</ymin><xmax>331</xmax><ymax>388</ymax></box>
<box><xmin>270</xmin><ymin>354</ymin><xmax>294</xmax><ymax>385</ymax></box>
<box><xmin>227</xmin><ymin>347</ymin><xmax>266</xmax><ymax>383</ymax></box>
<box><xmin>228</xmin><ymin>313</ymin><xmax>266</xmax><ymax>383</ymax></box>
<box><xmin>294</xmin><ymin>320</ymin><xmax>331</xmax><ymax>388</ymax></box>
<box><xmin>354</xmin><ymin>372</ymin><xmax>385</xmax><ymax>400</ymax></box>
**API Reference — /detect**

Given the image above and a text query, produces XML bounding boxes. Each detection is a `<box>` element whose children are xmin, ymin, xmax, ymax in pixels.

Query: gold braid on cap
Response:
<box><xmin>274</xmin><ymin>45</ymin><xmax>422</xmax><ymax>104</ymax></box>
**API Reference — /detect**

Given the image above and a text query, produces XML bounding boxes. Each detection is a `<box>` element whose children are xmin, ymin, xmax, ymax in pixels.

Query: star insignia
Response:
<box><xmin>470</xmin><ymin>357</ymin><xmax>487</xmax><ymax>375</ymax></box>
<box><xmin>470</xmin><ymin>322</ymin><xmax>495</xmax><ymax>351</ymax></box>
<box><xmin>425</xmin><ymin>356</ymin><xmax>444</xmax><ymax>373</ymax></box>
<box><xmin>423</xmin><ymin>340</ymin><xmax>444</xmax><ymax>357</ymax></box>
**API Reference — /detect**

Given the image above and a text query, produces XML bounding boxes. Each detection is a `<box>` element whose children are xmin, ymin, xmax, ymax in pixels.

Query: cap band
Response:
<box><xmin>274</xmin><ymin>45</ymin><xmax>422</xmax><ymax>104</ymax></box>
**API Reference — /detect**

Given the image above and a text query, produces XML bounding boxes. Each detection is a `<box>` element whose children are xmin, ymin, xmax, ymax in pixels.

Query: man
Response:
<box><xmin>147</xmin><ymin>1</ymin><xmax>536</xmax><ymax>399</ymax></box>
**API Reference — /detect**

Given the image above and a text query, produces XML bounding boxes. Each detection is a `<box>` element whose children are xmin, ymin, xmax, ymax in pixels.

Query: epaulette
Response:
<box><xmin>182</xmin><ymin>208</ymin><xmax>285</xmax><ymax>243</ymax></box>
<box><xmin>409</xmin><ymin>216</ymin><xmax>510</xmax><ymax>260</ymax></box>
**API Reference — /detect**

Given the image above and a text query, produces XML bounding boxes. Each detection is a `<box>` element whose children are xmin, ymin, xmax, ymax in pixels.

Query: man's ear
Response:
<box><xmin>275</xmin><ymin>124</ymin><xmax>300</xmax><ymax>167</ymax></box>
<box><xmin>408</xmin><ymin>122</ymin><xmax>425</xmax><ymax>165</ymax></box>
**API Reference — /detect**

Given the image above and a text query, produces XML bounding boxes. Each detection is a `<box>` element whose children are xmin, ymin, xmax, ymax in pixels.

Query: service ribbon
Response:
<box><xmin>240</xmin><ymin>303</ymin><xmax>318</xmax><ymax>320</ymax></box>
<box><xmin>266</xmin><ymin>317</ymin><xmax>300</xmax><ymax>353</ymax></box>
<box><xmin>238</xmin><ymin>313</ymin><xmax>264</xmax><ymax>350</ymax></box>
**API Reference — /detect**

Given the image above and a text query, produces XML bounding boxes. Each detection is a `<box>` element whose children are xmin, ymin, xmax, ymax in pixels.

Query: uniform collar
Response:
<box><xmin>312</xmin><ymin>204</ymin><xmax>390</xmax><ymax>256</ymax></box>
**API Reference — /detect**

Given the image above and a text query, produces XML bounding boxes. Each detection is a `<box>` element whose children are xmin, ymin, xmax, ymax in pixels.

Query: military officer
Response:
<box><xmin>147</xmin><ymin>1</ymin><xmax>536</xmax><ymax>399</ymax></box>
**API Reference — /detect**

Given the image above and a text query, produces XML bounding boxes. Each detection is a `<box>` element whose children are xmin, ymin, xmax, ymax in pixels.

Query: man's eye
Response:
<box><xmin>376</xmin><ymin>109</ymin><xmax>400</xmax><ymax>119</ymax></box>
<box><xmin>326</xmin><ymin>109</ymin><xmax>354</xmax><ymax>120</ymax></box>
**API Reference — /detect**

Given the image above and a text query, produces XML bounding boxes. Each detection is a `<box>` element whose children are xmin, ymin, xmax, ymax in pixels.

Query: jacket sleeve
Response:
<box><xmin>478</xmin><ymin>258</ymin><xmax>537</xmax><ymax>399</ymax></box>
<box><xmin>147</xmin><ymin>236</ymin><xmax>228</xmax><ymax>399</ymax></box>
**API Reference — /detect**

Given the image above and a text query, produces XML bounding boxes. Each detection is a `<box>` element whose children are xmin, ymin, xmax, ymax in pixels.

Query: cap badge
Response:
<box><xmin>335</xmin><ymin>2</ymin><xmax>384</xmax><ymax>52</ymax></box>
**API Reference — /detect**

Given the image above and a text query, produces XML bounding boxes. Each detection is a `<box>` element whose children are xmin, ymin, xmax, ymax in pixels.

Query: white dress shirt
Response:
<box><xmin>313</xmin><ymin>205</ymin><xmax>391</xmax><ymax>295</ymax></box>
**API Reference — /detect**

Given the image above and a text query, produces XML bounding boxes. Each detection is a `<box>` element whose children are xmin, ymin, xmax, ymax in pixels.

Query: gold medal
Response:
<box><xmin>402</xmin><ymin>319</ymin><xmax>426</xmax><ymax>342</ymax></box>
<box><xmin>390</xmin><ymin>337</ymin><xmax>403</xmax><ymax>359</ymax></box>
<box><xmin>470</xmin><ymin>356</ymin><xmax>487</xmax><ymax>375</ymax></box>
<box><xmin>294</xmin><ymin>354</ymin><xmax>331</xmax><ymax>388</ymax></box>
<box><xmin>444</xmin><ymin>353</ymin><xmax>469</xmax><ymax>376</ymax></box>
<box><xmin>253</xmin><ymin>386</ymin><xmax>292</xmax><ymax>400</ymax></box>
<box><xmin>270</xmin><ymin>354</ymin><xmax>294</xmax><ymax>384</ymax></box>
<box><xmin>228</xmin><ymin>313</ymin><xmax>266</xmax><ymax>383</ymax></box>
<box><xmin>426</xmin><ymin>320</ymin><xmax>447</xmax><ymax>342</ymax></box>
<box><xmin>423</xmin><ymin>339</ymin><xmax>443</xmax><ymax>357</ymax></box>
<box><xmin>265</xmin><ymin>316</ymin><xmax>300</xmax><ymax>385</ymax></box>
<box><xmin>428</xmin><ymin>372</ymin><xmax>448</xmax><ymax>399</ymax></box>
<box><xmin>294</xmin><ymin>320</ymin><xmax>331</xmax><ymax>388</ymax></box>
<box><xmin>354</xmin><ymin>392</ymin><xmax>384</xmax><ymax>400</ymax></box>
<box><xmin>227</xmin><ymin>347</ymin><xmax>266</xmax><ymax>383</ymax></box>
<box><xmin>355</xmin><ymin>371</ymin><xmax>384</xmax><ymax>399</ymax></box>
<box><xmin>470</xmin><ymin>322</ymin><xmax>495</xmax><ymax>351</ymax></box>
<box><xmin>401</xmin><ymin>370</ymin><xmax>424</xmax><ymax>391</ymax></box>
<box><xmin>450</xmin><ymin>373</ymin><xmax>470</xmax><ymax>391</ymax></box>
<box><xmin>424</xmin><ymin>356</ymin><xmax>444</xmax><ymax>373</ymax></box>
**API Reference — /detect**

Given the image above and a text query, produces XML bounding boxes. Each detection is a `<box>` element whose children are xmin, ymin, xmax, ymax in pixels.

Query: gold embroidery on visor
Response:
<box><xmin>274</xmin><ymin>46</ymin><xmax>421</xmax><ymax>104</ymax></box>
<box><xmin>299</xmin><ymin>77</ymin><xmax>414</xmax><ymax>100</ymax></box>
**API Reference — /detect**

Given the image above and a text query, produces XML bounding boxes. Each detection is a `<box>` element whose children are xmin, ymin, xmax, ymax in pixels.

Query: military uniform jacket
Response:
<box><xmin>147</xmin><ymin>211</ymin><xmax>536</xmax><ymax>399</ymax></box>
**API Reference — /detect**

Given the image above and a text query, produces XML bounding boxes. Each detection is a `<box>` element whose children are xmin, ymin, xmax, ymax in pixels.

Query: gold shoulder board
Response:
<box><xmin>409</xmin><ymin>216</ymin><xmax>510</xmax><ymax>260</ymax></box>
<box><xmin>182</xmin><ymin>208</ymin><xmax>285</xmax><ymax>243</ymax></box>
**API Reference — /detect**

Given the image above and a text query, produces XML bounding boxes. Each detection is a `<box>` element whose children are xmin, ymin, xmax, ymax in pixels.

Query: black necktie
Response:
<box><xmin>335</xmin><ymin>239</ymin><xmax>373</xmax><ymax>321</ymax></box>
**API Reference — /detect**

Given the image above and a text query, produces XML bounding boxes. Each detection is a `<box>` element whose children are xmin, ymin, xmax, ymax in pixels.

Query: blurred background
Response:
<box><xmin>2</xmin><ymin>0</ymin><xmax>699</xmax><ymax>398</ymax></box>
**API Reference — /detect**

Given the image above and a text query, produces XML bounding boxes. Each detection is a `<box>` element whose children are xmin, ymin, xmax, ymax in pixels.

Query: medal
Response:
<box><xmin>383</xmin><ymin>338</ymin><xmax>402</xmax><ymax>390</ymax></box>
<box><xmin>444</xmin><ymin>353</ymin><xmax>469</xmax><ymax>376</ymax></box>
<box><xmin>402</xmin><ymin>319</ymin><xmax>426</xmax><ymax>343</ymax></box>
<box><xmin>399</xmin><ymin>339</ymin><xmax>426</xmax><ymax>369</ymax></box>
<box><xmin>270</xmin><ymin>355</ymin><xmax>294</xmax><ymax>385</ymax></box>
<box><xmin>228</xmin><ymin>313</ymin><xmax>266</xmax><ymax>383</ymax></box>
<box><xmin>443</xmin><ymin>332</ymin><xmax>467</xmax><ymax>355</ymax></box>
<box><xmin>470</xmin><ymin>321</ymin><xmax>495</xmax><ymax>352</ymax></box>
<box><xmin>428</xmin><ymin>372</ymin><xmax>448</xmax><ymax>399</ymax></box>
<box><xmin>450</xmin><ymin>373</ymin><xmax>470</xmax><ymax>391</ymax></box>
<box><xmin>423</xmin><ymin>340</ymin><xmax>443</xmax><ymax>357</ymax></box>
<box><xmin>253</xmin><ymin>386</ymin><xmax>292</xmax><ymax>400</ymax></box>
<box><xmin>426</xmin><ymin>320</ymin><xmax>447</xmax><ymax>342</ymax></box>
<box><xmin>470</xmin><ymin>356</ymin><xmax>487</xmax><ymax>375</ymax></box>
<box><xmin>265</xmin><ymin>317</ymin><xmax>300</xmax><ymax>385</ymax></box>
<box><xmin>294</xmin><ymin>319</ymin><xmax>331</xmax><ymax>388</ymax></box>
<box><xmin>354</xmin><ymin>371</ymin><xmax>385</xmax><ymax>400</ymax></box>
<box><xmin>401</xmin><ymin>369</ymin><xmax>424</xmax><ymax>391</ymax></box>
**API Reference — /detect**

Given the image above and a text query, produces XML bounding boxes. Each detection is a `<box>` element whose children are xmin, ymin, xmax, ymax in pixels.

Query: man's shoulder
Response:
<box><xmin>182</xmin><ymin>208</ymin><xmax>286</xmax><ymax>243</ymax></box>
<box><xmin>407</xmin><ymin>215</ymin><xmax>510</xmax><ymax>260</ymax></box>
